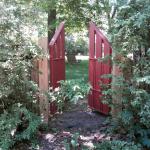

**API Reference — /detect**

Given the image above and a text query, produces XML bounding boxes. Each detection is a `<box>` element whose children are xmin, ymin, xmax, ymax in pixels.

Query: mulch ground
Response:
<box><xmin>39</xmin><ymin>99</ymin><xmax>111</xmax><ymax>150</ymax></box>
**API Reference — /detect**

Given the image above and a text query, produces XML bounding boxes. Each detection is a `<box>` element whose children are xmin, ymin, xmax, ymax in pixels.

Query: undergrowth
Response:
<box><xmin>47</xmin><ymin>79</ymin><xmax>90</xmax><ymax>112</ymax></box>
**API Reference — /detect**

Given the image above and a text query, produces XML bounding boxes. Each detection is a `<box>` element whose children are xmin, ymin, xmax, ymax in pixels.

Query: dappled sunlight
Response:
<box><xmin>44</xmin><ymin>134</ymin><xmax>55</xmax><ymax>141</ymax></box>
<box><xmin>39</xmin><ymin>98</ymin><xmax>108</xmax><ymax>149</ymax></box>
<box><xmin>1</xmin><ymin>0</ymin><xmax>149</xmax><ymax>149</ymax></box>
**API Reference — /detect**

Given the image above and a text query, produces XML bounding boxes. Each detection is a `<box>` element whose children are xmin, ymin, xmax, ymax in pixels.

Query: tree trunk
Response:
<box><xmin>48</xmin><ymin>9</ymin><xmax>56</xmax><ymax>44</ymax></box>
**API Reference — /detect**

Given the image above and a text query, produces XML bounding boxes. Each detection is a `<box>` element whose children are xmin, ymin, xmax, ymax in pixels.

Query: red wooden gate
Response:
<box><xmin>49</xmin><ymin>22</ymin><xmax>65</xmax><ymax>113</ymax></box>
<box><xmin>88</xmin><ymin>22</ymin><xmax>112</xmax><ymax>115</ymax></box>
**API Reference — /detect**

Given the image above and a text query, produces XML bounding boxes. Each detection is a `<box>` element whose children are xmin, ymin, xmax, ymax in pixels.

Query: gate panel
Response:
<box><xmin>88</xmin><ymin>22</ymin><xmax>112</xmax><ymax>115</ymax></box>
<box><xmin>49</xmin><ymin>22</ymin><xmax>65</xmax><ymax>114</ymax></box>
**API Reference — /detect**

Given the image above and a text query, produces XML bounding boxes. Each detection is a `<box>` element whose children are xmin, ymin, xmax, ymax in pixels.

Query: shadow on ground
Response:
<box><xmin>39</xmin><ymin>99</ymin><xmax>109</xmax><ymax>150</ymax></box>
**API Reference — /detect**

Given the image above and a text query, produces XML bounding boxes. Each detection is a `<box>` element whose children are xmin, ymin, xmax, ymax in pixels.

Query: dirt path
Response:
<box><xmin>39</xmin><ymin>99</ymin><xmax>109</xmax><ymax>150</ymax></box>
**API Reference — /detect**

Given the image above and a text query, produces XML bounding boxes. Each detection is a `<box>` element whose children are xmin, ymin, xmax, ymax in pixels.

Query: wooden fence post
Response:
<box><xmin>38</xmin><ymin>37</ymin><xmax>49</xmax><ymax>123</ymax></box>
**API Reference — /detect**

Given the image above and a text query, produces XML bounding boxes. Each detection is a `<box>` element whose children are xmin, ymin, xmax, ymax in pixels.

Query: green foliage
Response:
<box><xmin>102</xmin><ymin>0</ymin><xmax>150</xmax><ymax>148</ymax></box>
<box><xmin>56</xmin><ymin>0</ymin><xmax>89</xmax><ymax>32</ymax></box>
<box><xmin>45</xmin><ymin>0</ymin><xmax>119</xmax><ymax>33</ymax></box>
<box><xmin>0</xmin><ymin>0</ymin><xmax>42</xmax><ymax>111</ymax></box>
<box><xmin>0</xmin><ymin>106</ymin><xmax>41</xmax><ymax>150</ymax></box>
<box><xmin>0</xmin><ymin>0</ymin><xmax>42</xmax><ymax>149</ymax></box>
<box><xmin>95</xmin><ymin>140</ymin><xmax>141</xmax><ymax>150</ymax></box>
<box><xmin>65</xmin><ymin>35</ymin><xmax>88</xmax><ymax>55</ymax></box>
<box><xmin>70</xmin><ymin>133</ymin><xmax>80</xmax><ymax>148</ymax></box>
<box><xmin>112</xmin><ymin>0</ymin><xmax>150</xmax><ymax>54</ymax></box>
<box><xmin>76</xmin><ymin>37</ymin><xmax>88</xmax><ymax>55</ymax></box>
<box><xmin>63</xmin><ymin>132</ymin><xmax>88</xmax><ymax>150</ymax></box>
<box><xmin>65</xmin><ymin>37</ymin><xmax>77</xmax><ymax>55</ymax></box>
<box><xmin>47</xmin><ymin>79</ymin><xmax>90</xmax><ymax>112</ymax></box>
<box><xmin>104</xmin><ymin>54</ymin><xmax>150</xmax><ymax>147</ymax></box>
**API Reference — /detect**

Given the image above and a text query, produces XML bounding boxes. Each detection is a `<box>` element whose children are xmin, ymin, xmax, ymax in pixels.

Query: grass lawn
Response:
<box><xmin>66</xmin><ymin>60</ymin><xmax>89</xmax><ymax>81</ymax></box>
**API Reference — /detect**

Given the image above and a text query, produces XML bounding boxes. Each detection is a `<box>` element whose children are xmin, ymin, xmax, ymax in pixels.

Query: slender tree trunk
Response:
<box><xmin>48</xmin><ymin>9</ymin><xmax>56</xmax><ymax>44</ymax></box>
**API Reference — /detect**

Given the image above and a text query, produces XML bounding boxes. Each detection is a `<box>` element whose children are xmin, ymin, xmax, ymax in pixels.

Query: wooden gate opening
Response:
<box><xmin>33</xmin><ymin>22</ymin><xmax>112</xmax><ymax>119</ymax></box>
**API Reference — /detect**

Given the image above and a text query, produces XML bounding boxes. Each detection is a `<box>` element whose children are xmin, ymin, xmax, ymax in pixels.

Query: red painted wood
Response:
<box><xmin>49</xmin><ymin>22</ymin><xmax>65</xmax><ymax>114</ymax></box>
<box><xmin>88</xmin><ymin>22</ymin><xmax>112</xmax><ymax>115</ymax></box>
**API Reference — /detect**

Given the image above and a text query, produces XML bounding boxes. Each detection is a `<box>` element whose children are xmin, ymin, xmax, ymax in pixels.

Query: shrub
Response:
<box><xmin>65</xmin><ymin>36</ymin><xmax>88</xmax><ymax>55</ymax></box>
<box><xmin>0</xmin><ymin>106</ymin><xmax>41</xmax><ymax>150</ymax></box>
<box><xmin>47</xmin><ymin>79</ymin><xmax>90</xmax><ymax>112</ymax></box>
<box><xmin>102</xmin><ymin>0</ymin><xmax>150</xmax><ymax>148</ymax></box>
<box><xmin>95</xmin><ymin>140</ymin><xmax>142</xmax><ymax>150</ymax></box>
<box><xmin>0</xmin><ymin>1</ymin><xmax>42</xmax><ymax>149</ymax></box>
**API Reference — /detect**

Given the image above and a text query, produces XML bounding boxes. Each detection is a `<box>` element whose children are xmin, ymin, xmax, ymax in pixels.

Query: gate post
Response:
<box><xmin>38</xmin><ymin>37</ymin><xmax>49</xmax><ymax>123</ymax></box>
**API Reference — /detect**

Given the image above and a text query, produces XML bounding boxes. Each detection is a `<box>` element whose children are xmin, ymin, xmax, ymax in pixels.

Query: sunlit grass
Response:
<box><xmin>66</xmin><ymin>60</ymin><xmax>88</xmax><ymax>81</ymax></box>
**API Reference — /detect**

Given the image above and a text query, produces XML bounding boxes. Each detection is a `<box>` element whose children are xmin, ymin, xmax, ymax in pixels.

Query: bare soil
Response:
<box><xmin>39</xmin><ymin>99</ymin><xmax>110</xmax><ymax>150</ymax></box>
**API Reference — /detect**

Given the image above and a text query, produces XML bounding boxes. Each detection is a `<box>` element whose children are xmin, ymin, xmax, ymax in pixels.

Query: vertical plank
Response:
<box><xmin>89</xmin><ymin>23</ymin><xmax>95</xmax><ymax>108</ymax></box>
<box><xmin>61</xmin><ymin>28</ymin><xmax>65</xmax><ymax>58</ymax></box>
<box><xmin>102</xmin><ymin>40</ymin><xmax>110</xmax><ymax>114</ymax></box>
<box><xmin>38</xmin><ymin>58</ymin><xmax>49</xmax><ymax>122</ymax></box>
<box><xmin>38</xmin><ymin>37</ymin><xmax>49</xmax><ymax>123</ymax></box>
<box><xmin>60</xmin><ymin>34</ymin><xmax>63</xmax><ymax>58</ymax></box>
<box><xmin>56</xmin><ymin>36</ymin><xmax>60</xmax><ymax>58</ymax></box>
<box><xmin>61</xmin><ymin>28</ymin><xmax>65</xmax><ymax>81</ymax></box>
<box><xmin>50</xmin><ymin>45</ymin><xmax>54</xmax><ymax>88</ymax></box>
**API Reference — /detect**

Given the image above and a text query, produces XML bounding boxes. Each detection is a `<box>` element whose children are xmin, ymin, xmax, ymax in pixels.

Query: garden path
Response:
<box><xmin>39</xmin><ymin>99</ymin><xmax>110</xmax><ymax>150</ymax></box>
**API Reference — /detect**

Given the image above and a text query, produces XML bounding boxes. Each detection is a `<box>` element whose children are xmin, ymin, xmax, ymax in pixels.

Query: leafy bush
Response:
<box><xmin>95</xmin><ymin>140</ymin><xmax>141</xmax><ymax>150</ymax></box>
<box><xmin>47</xmin><ymin>79</ymin><xmax>90</xmax><ymax>112</ymax></box>
<box><xmin>0</xmin><ymin>1</ymin><xmax>42</xmax><ymax>149</ymax></box>
<box><xmin>102</xmin><ymin>0</ymin><xmax>150</xmax><ymax>148</ymax></box>
<box><xmin>65</xmin><ymin>37</ymin><xmax>77</xmax><ymax>55</ymax></box>
<box><xmin>65</xmin><ymin>36</ymin><xmax>88</xmax><ymax>55</ymax></box>
<box><xmin>0</xmin><ymin>106</ymin><xmax>41</xmax><ymax>150</ymax></box>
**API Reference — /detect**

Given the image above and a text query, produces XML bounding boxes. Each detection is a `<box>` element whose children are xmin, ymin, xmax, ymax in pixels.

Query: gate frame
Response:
<box><xmin>49</xmin><ymin>22</ymin><xmax>65</xmax><ymax>114</ymax></box>
<box><xmin>88</xmin><ymin>22</ymin><xmax>112</xmax><ymax>115</ymax></box>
